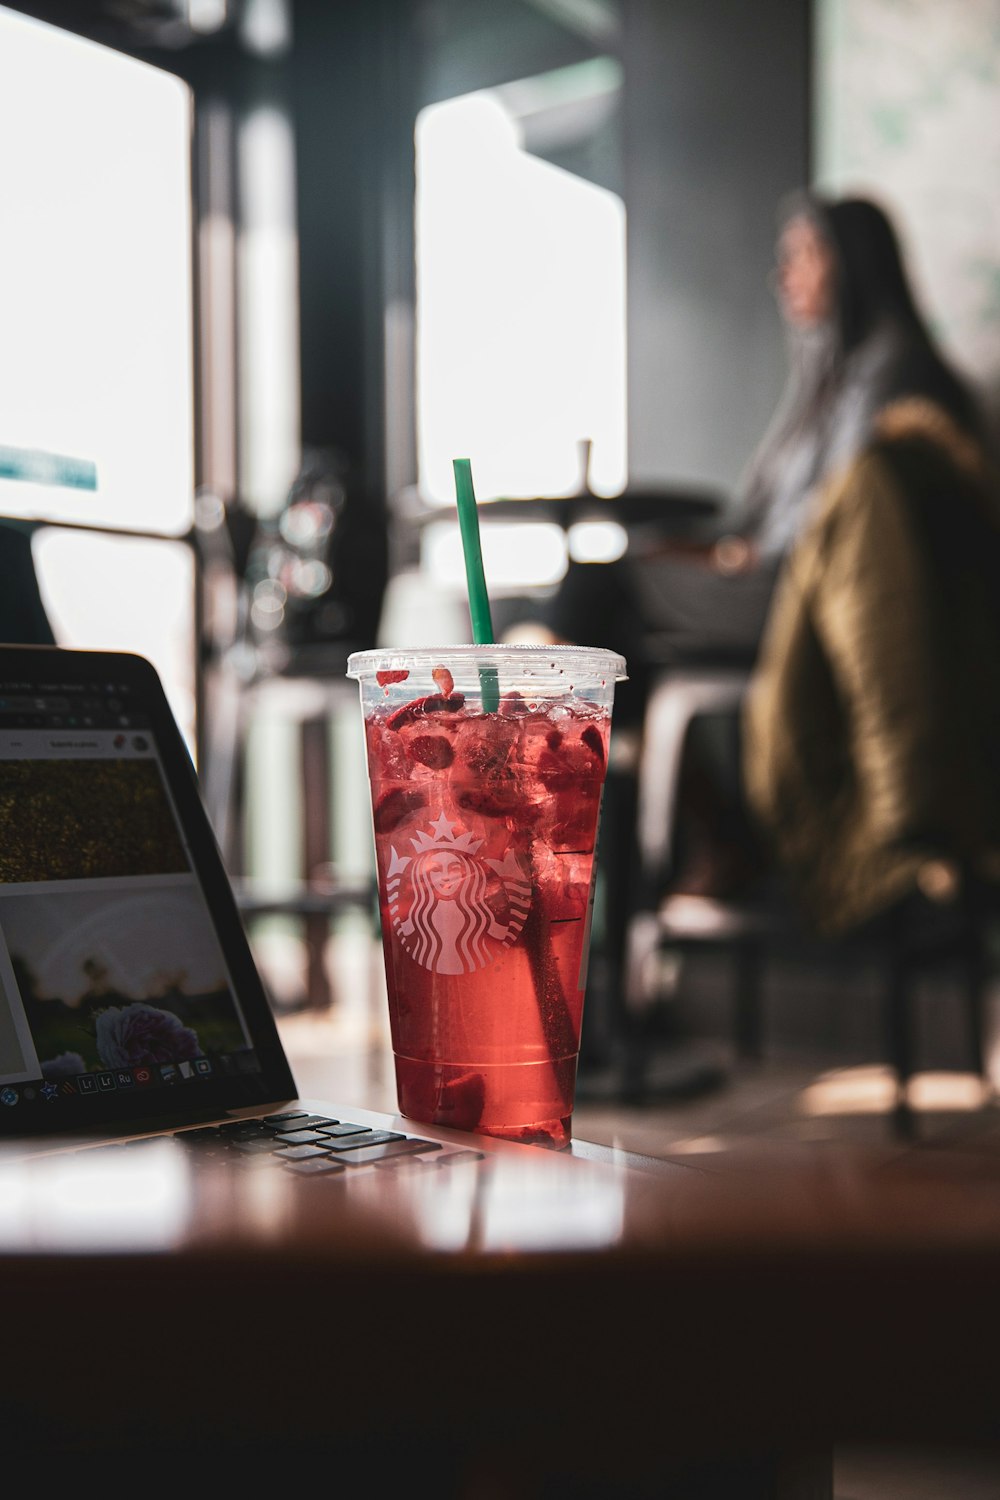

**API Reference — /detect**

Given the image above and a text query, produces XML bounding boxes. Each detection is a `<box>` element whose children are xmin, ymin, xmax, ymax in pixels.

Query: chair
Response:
<box><xmin>623</xmin><ymin>413</ymin><xmax>1000</xmax><ymax>1133</ymax></box>
<box><xmin>621</xmin><ymin>665</ymin><xmax>995</xmax><ymax>1136</ymax></box>
<box><xmin>193</xmin><ymin>493</ymin><xmax>378</xmax><ymax>1015</ymax></box>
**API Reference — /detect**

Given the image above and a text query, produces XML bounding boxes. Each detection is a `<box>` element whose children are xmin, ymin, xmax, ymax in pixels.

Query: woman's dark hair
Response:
<box><xmin>779</xmin><ymin>190</ymin><xmax>981</xmax><ymax>438</ymax></box>
<box><xmin>779</xmin><ymin>190</ymin><xmax>921</xmax><ymax>347</ymax></box>
<box><xmin>822</xmin><ymin>197</ymin><xmax>922</xmax><ymax>348</ymax></box>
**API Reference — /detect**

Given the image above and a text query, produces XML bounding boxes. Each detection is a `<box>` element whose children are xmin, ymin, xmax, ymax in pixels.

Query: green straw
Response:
<box><xmin>453</xmin><ymin>457</ymin><xmax>499</xmax><ymax>711</ymax></box>
<box><xmin>453</xmin><ymin>457</ymin><xmax>494</xmax><ymax>641</ymax></box>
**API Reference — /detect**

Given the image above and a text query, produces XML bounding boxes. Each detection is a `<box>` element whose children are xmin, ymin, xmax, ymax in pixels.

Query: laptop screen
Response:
<box><xmin>0</xmin><ymin>646</ymin><xmax>295</xmax><ymax>1138</ymax></box>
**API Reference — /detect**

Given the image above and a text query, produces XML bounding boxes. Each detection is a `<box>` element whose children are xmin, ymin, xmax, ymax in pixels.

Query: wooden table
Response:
<box><xmin>2</xmin><ymin>1102</ymin><xmax>999</xmax><ymax>1491</ymax></box>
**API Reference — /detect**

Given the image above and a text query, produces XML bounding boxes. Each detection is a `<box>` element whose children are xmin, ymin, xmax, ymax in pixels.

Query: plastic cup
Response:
<box><xmin>347</xmin><ymin>643</ymin><xmax>627</xmax><ymax>1149</ymax></box>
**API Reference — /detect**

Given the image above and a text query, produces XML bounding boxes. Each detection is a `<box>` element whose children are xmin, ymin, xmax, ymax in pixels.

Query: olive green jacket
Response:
<box><xmin>742</xmin><ymin>408</ymin><xmax>1000</xmax><ymax>936</ymax></box>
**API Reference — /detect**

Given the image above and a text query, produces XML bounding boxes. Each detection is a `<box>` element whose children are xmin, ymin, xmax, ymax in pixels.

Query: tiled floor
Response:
<box><xmin>269</xmin><ymin>929</ymin><xmax>1000</xmax><ymax>1500</ymax></box>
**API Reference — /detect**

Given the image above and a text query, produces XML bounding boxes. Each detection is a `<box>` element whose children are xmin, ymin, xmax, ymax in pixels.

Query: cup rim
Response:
<box><xmin>347</xmin><ymin>642</ymin><xmax>628</xmax><ymax>681</ymax></box>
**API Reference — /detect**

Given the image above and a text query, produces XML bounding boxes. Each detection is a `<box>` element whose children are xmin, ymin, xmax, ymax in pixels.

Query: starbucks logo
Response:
<box><xmin>387</xmin><ymin>812</ymin><xmax>530</xmax><ymax>975</ymax></box>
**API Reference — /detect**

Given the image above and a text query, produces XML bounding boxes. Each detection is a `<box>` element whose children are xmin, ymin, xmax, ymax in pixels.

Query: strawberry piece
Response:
<box><xmin>387</xmin><ymin>693</ymin><xmax>465</xmax><ymax>731</ymax></box>
<box><xmin>435</xmin><ymin>1070</ymin><xmax>486</xmax><ymax>1130</ymax></box>
<box><xmin>581</xmin><ymin>724</ymin><xmax>605</xmax><ymax>764</ymax></box>
<box><xmin>457</xmin><ymin>787</ymin><xmax>515</xmax><ymax>819</ymax></box>
<box><xmin>457</xmin><ymin>786</ymin><xmax>539</xmax><ymax>824</ymax></box>
<box><xmin>537</xmin><ymin>748</ymin><xmax>581</xmax><ymax>791</ymax></box>
<box><xmin>410</xmin><ymin>735</ymin><xmax>454</xmax><ymax>769</ymax></box>
<box><xmin>398</xmin><ymin>1066</ymin><xmax>486</xmax><ymax>1133</ymax></box>
<box><xmin>499</xmin><ymin>690</ymin><xmax>531</xmax><ymax>717</ymax></box>
<box><xmin>376</xmin><ymin>669</ymin><xmax>409</xmax><ymax>687</ymax></box>
<box><xmin>373</xmin><ymin>787</ymin><xmax>427</xmax><ymax>832</ymax></box>
<box><xmin>512</xmin><ymin>1124</ymin><xmax>562</xmax><ymax>1147</ymax></box>
<box><xmin>462</xmin><ymin>724</ymin><xmax>516</xmax><ymax>777</ymax></box>
<box><xmin>431</xmin><ymin>665</ymin><xmax>454</xmax><ymax>698</ymax></box>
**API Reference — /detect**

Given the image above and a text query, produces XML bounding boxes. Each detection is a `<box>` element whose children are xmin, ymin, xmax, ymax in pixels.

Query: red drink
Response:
<box><xmin>348</xmin><ymin>647</ymin><xmax>624</xmax><ymax>1149</ymax></box>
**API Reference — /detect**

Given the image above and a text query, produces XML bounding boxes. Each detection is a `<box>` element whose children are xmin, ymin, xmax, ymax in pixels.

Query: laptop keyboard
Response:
<box><xmin>164</xmin><ymin>1111</ymin><xmax>486</xmax><ymax>1176</ymax></box>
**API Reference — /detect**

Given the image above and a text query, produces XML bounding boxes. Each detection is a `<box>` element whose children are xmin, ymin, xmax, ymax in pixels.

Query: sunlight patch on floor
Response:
<box><xmin>798</xmin><ymin>1065</ymin><xmax>992</xmax><ymax>1117</ymax></box>
<box><xmin>666</xmin><ymin>1135</ymin><xmax>730</xmax><ymax>1155</ymax></box>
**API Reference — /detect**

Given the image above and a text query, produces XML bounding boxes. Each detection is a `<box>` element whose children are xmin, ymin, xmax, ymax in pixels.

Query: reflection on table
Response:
<box><xmin>4</xmin><ymin>1110</ymin><xmax>1000</xmax><ymax>1491</ymax></box>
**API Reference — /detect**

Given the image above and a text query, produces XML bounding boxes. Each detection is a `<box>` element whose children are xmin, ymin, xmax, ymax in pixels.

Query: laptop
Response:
<box><xmin>0</xmin><ymin>643</ymin><xmax>648</xmax><ymax>1202</ymax></box>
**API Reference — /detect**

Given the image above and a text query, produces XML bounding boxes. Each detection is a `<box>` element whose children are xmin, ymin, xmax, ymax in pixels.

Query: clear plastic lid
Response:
<box><xmin>347</xmin><ymin>643</ymin><xmax>627</xmax><ymax>692</ymax></box>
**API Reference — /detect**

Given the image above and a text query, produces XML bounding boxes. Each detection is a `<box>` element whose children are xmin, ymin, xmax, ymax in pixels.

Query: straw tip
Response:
<box><xmin>453</xmin><ymin>457</ymin><xmax>477</xmax><ymax>506</ymax></box>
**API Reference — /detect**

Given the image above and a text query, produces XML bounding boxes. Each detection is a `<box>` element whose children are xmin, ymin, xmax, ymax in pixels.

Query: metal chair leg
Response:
<box><xmin>885</xmin><ymin>956</ymin><xmax>916</xmax><ymax>1137</ymax></box>
<box><xmin>963</xmin><ymin>931</ymin><xmax>988</xmax><ymax>1083</ymax></box>
<box><xmin>734</xmin><ymin>939</ymin><xmax>764</xmax><ymax>1060</ymax></box>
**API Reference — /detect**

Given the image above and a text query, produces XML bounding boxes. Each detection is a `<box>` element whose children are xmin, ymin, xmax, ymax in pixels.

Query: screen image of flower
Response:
<box><xmin>95</xmin><ymin>1003</ymin><xmax>200</xmax><ymax>1068</ymax></box>
<box><xmin>0</xmin><ymin>883</ymin><xmax>250</xmax><ymax>1071</ymax></box>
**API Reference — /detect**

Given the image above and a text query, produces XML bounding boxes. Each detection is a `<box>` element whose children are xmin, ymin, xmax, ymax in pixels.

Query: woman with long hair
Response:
<box><xmin>521</xmin><ymin>191</ymin><xmax>983</xmax><ymax>687</ymax></box>
<box><xmin>508</xmin><ymin>191</ymin><xmax>986</xmax><ymax>897</ymax></box>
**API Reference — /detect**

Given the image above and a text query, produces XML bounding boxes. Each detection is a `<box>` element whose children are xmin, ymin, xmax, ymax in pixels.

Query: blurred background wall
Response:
<box><xmin>620</xmin><ymin>0</ymin><xmax>810</xmax><ymax>494</ymax></box>
<box><xmin>623</xmin><ymin>0</ymin><xmax>1000</xmax><ymax>493</ymax></box>
<box><xmin>815</xmin><ymin>0</ymin><xmax>1000</xmax><ymax>442</ymax></box>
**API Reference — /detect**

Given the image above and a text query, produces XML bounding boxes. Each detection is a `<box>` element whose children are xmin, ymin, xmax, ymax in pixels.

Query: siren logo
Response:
<box><xmin>387</xmin><ymin>811</ymin><xmax>530</xmax><ymax>974</ymax></box>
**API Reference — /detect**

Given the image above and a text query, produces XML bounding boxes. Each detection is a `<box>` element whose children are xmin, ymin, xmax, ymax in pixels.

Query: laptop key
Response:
<box><xmin>374</xmin><ymin>1155</ymin><xmax>439</xmax><ymax>1171</ymax></box>
<box><xmin>173</xmin><ymin>1130</ymin><xmax>233</xmax><ymax>1154</ymax></box>
<box><xmin>268</xmin><ymin>1114</ymin><xmax>340</xmax><ymax>1133</ymax></box>
<box><xmin>322</xmin><ymin>1130</ymin><xmax>405</xmax><ymax>1156</ymax></box>
<box><xmin>282</xmin><ymin>1157</ymin><xmax>347</xmax><ymax>1176</ymax></box>
<box><xmin>315</xmin><ymin>1122</ymin><xmax>373</xmax><ymax>1139</ymax></box>
<box><xmin>271</xmin><ymin>1128</ymin><xmax>335</xmax><ymax>1147</ymax></box>
<box><xmin>219</xmin><ymin>1120</ymin><xmax>277</xmax><ymax>1139</ymax></box>
<box><xmin>278</xmin><ymin>1144</ymin><xmax>333</xmax><ymax>1161</ymax></box>
<box><xmin>352</xmin><ymin>1139</ymin><xmax>443</xmax><ymax>1166</ymax></box>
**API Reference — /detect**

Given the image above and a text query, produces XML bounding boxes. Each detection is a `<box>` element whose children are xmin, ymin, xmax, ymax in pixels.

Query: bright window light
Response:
<box><xmin>240</xmin><ymin>0</ymin><xmax>292</xmax><ymax>56</ymax></box>
<box><xmin>421</xmin><ymin>519</ymin><xmax>568</xmax><ymax>592</ymax></box>
<box><xmin>32</xmin><ymin>529</ymin><xmax>197</xmax><ymax>757</ymax></box>
<box><xmin>415</xmin><ymin>88</ymin><xmax>627</xmax><ymax>506</ymax></box>
<box><xmin>0</xmin><ymin>6</ymin><xmax>199</xmax><ymax>758</ymax></box>
<box><xmin>237</xmin><ymin>103</ymin><xmax>301</xmax><ymax>517</ymax></box>
<box><xmin>0</xmin><ymin>6</ymin><xmax>194</xmax><ymax>535</ymax></box>
<box><xmin>567</xmin><ymin>518</ymin><xmax>628</xmax><ymax>563</ymax></box>
<box><xmin>187</xmin><ymin>0</ymin><xmax>228</xmax><ymax>34</ymax></box>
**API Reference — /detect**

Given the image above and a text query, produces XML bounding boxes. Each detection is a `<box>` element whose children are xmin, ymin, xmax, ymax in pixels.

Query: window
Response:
<box><xmin>0</xmin><ymin>6</ymin><xmax>196</xmax><ymax>751</ymax></box>
<box><xmin>415</xmin><ymin>61</ymin><xmax>627</xmax><ymax>509</ymax></box>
